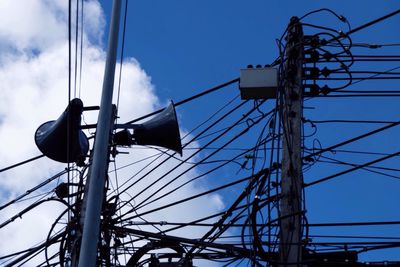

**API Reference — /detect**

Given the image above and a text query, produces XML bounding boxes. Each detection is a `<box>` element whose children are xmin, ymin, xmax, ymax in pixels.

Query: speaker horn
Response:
<box><xmin>114</xmin><ymin>102</ymin><xmax>183</xmax><ymax>155</ymax></box>
<box><xmin>35</xmin><ymin>98</ymin><xmax>89</xmax><ymax>164</ymax></box>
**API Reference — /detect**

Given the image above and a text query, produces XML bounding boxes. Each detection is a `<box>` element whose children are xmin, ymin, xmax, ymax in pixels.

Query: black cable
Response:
<box><xmin>114</xmin><ymin>100</ymin><xmax>249</xmax><ymax>210</ymax></box>
<box><xmin>308</xmin><ymin>148</ymin><xmax>395</xmax><ymax>157</ymax></box>
<box><xmin>73</xmin><ymin>0</ymin><xmax>79</xmax><ymax>98</ymax></box>
<box><xmin>309</xmin><ymin>119</ymin><xmax>398</xmax><ymax>124</ymax></box>
<box><xmin>305</xmin><ymin>120</ymin><xmax>400</xmax><ymax>160</ymax></box>
<box><xmin>107</xmin><ymin>95</ymin><xmax>242</xmax><ymax>198</ymax></box>
<box><xmin>312</xmin><ymin>94</ymin><xmax>400</xmax><ymax>97</ymax></box>
<box><xmin>309</xmin><ymin>234</ymin><xmax>400</xmax><ymax>240</ymax></box>
<box><xmin>345</xmin><ymin>9</ymin><xmax>400</xmax><ymax>37</ymax></box>
<box><xmin>0</xmin><ymin>154</ymin><xmax>45</xmax><ymax>173</ymax></box>
<box><xmin>0</xmin><ymin>198</ymin><xmax>74</xmax><ymax>230</ymax></box>
<box><xmin>315</xmin><ymin>155</ymin><xmax>400</xmax><ymax>180</ymax></box>
<box><xmin>115</xmin><ymin>0</ymin><xmax>129</xmax><ymax>116</ymax></box>
<box><xmin>118</xmin><ymin>170</ymin><xmax>255</xmax><ymax>222</ymax></box>
<box><xmin>134</xmin><ymin>117</ymin><xmax>274</xmax><ymax>212</ymax></box>
<box><xmin>299</xmin><ymin>8</ymin><xmax>348</xmax><ymax>26</ymax></box>
<box><xmin>131</xmin><ymin>102</ymin><xmax>269</xmax><ymax>212</ymax></box>
<box><xmin>314</xmin><ymin>76</ymin><xmax>400</xmax><ymax>80</ymax></box>
<box><xmin>307</xmin><ymin>220</ymin><xmax>400</xmax><ymax>227</ymax></box>
<box><xmin>78</xmin><ymin>0</ymin><xmax>84</xmax><ymax>98</ymax></box>
<box><xmin>333</xmin><ymin>90</ymin><xmax>400</xmax><ymax>93</ymax></box>
<box><xmin>68</xmin><ymin>0</ymin><xmax>72</xmax><ymax>102</ymax></box>
<box><xmin>124</xmin><ymin>78</ymin><xmax>239</xmax><ymax>124</ymax></box>
<box><xmin>2</xmin><ymin>231</ymin><xmax>65</xmax><ymax>267</ymax></box>
<box><xmin>0</xmin><ymin>169</ymin><xmax>69</xmax><ymax>211</ymax></box>
<box><xmin>305</xmin><ymin>151</ymin><xmax>400</xmax><ymax>187</ymax></box>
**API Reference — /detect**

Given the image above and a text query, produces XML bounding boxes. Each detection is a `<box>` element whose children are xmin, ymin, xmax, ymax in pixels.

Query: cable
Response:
<box><xmin>124</xmin><ymin>78</ymin><xmax>239</xmax><ymax>124</ymax></box>
<box><xmin>115</xmin><ymin>0</ymin><xmax>129</xmax><ymax>117</ymax></box>
<box><xmin>345</xmin><ymin>9</ymin><xmax>400</xmax><ymax>37</ymax></box>
<box><xmin>305</xmin><ymin>151</ymin><xmax>400</xmax><ymax>187</ymax></box>
<box><xmin>0</xmin><ymin>169</ymin><xmax>69</xmax><ymax>211</ymax></box>
<box><xmin>113</xmin><ymin>99</ymin><xmax>250</xmax><ymax>210</ymax></box>
<box><xmin>124</xmin><ymin>101</ymin><xmax>269</xmax><ymax>213</ymax></box>
<box><xmin>304</xmin><ymin>120</ymin><xmax>400</xmax><ymax>160</ymax></box>
<box><xmin>0</xmin><ymin>154</ymin><xmax>45</xmax><ymax>173</ymax></box>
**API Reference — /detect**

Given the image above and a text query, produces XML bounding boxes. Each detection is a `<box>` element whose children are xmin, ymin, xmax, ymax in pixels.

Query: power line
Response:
<box><xmin>0</xmin><ymin>155</ymin><xmax>45</xmax><ymax>173</ymax></box>
<box><xmin>124</xmin><ymin>78</ymin><xmax>240</xmax><ymax>124</ymax></box>
<box><xmin>305</xmin><ymin>151</ymin><xmax>400</xmax><ymax>187</ymax></box>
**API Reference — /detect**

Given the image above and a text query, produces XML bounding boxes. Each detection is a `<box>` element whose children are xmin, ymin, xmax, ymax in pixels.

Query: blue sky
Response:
<box><xmin>0</xmin><ymin>0</ymin><xmax>399</xmax><ymax>266</ymax></box>
<box><xmin>97</xmin><ymin>0</ymin><xmax>400</xmax><ymax>263</ymax></box>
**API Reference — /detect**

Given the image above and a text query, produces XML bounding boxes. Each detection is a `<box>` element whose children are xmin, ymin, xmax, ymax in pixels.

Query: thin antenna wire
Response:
<box><xmin>116</xmin><ymin>0</ymin><xmax>129</xmax><ymax>118</ymax></box>
<box><xmin>67</xmin><ymin>0</ymin><xmax>72</xmax><ymax>222</ymax></box>
<box><xmin>78</xmin><ymin>0</ymin><xmax>84</xmax><ymax>98</ymax></box>
<box><xmin>74</xmin><ymin>0</ymin><xmax>79</xmax><ymax>98</ymax></box>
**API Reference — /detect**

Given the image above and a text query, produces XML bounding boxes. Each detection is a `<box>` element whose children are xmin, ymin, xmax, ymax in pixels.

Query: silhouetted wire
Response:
<box><xmin>124</xmin><ymin>78</ymin><xmax>239</xmax><ymax>124</ymax></box>
<box><xmin>315</xmin><ymin>155</ymin><xmax>400</xmax><ymax>180</ymax></box>
<box><xmin>117</xmin><ymin>165</ymin><xmax>258</xmax><ymax>222</ymax></box>
<box><xmin>128</xmin><ymin>102</ymin><xmax>269</xmax><ymax>212</ymax></box>
<box><xmin>137</xmin><ymin>138</ymin><xmax>273</xmax><ymax>211</ymax></box>
<box><xmin>73</xmin><ymin>0</ymin><xmax>79</xmax><ymax>98</ymax></box>
<box><xmin>305</xmin><ymin>151</ymin><xmax>400</xmax><ymax>187</ymax></box>
<box><xmin>299</xmin><ymin>8</ymin><xmax>349</xmax><ymax>29</ymax></box>
<box><xmin>45</xmin><ymin>210</ymin><xmax>71</xmax><ymax>266</ymax></box>
<box><xmin>0</xmin><ymin>197</ymin><xmax>73</xmax><ymax>230</ymax></box>
<box><xmin>345</xmin><ymin>9</ymin><xmax>400</xmax><ymax>37</ymax></box>
<box><xmin>312</xmin><ymin>94</ymin><xmax>400</xmax><ymax>97</ymax></box>
<box><xmin>120</xmin><ymin>176</ymin><xmax>271</xmax><ymax>240</ymax></box>
<box><xmin>115</xmin><ymin>0</ymin><xmax>129</xmax><ymax>117</ymax></box>
<box><xmin>78</xmin><ymin>0</ymin><xmax>84</xmax><ymax>98</ymax></box>
<box><xmin>106</xmin><ymin>152</ymin><xmax>165</xmax><ymax>198</ymax></box>
<box><xmin>0</xmin><ymin>169</ymin><xmax>68</xmax><ymax>211</ymax></box>
<box><xmin>0</xmin><ymin>154</ymin><xmax>45</xmax><ymax>173</ymax></box>
<box><xmin>309</xmin><ymin>234</ymin><xmax>400</xmax><ymax>240</ymax></box>
<box><xmin>182</xmin><ymin>94</ymin><xmax>241</xmax><ymax>140</ymax></box>
<box><xmin>152</xmin><ymin>147</ymin><xmax>245</xmax><ymax>167</ymax></box>
<box><xmin>2</xmin><ymin>231</ymin><xmax>64</xmax><ymax>267</ymax></box>
<box><xmin>337</xmin><ymin>42</ymin><xmax>400</xmax><ymax>49</ymax></box>
<box><xmin>106</xmin><ymin>95</ymin><xmax>244</xmax><ymax>199</ymax></box>
<box><xmin>310</xmin><ymin>148</ymin><xmax>395</xmax><ymax>157</ymax></box>
<box><xmin>194</xmin><ymin>113</ymin><xmax>264</xmax><ymax>142</ymax></box>
<box><xmin>137</xmin><ymin>119</ymin><xmax>280</xmax><ymax>211</ymax></box>
<box><xmin>113</xmin><ymin>100</ymin><xmax>250</xmax><ymax>211</ymax></box>
<box><xmin>315</xmin><ymin>76</ymin><xmax>400</xmax><ymax>80</ymax></box>
<box><xmin>310</xmin><ymin>119</ymin><xmax>398</xmax><ymax>124</ymax></box>
<box><xmin>304</xmin><ymin>120</ymin><xmax>400</xmax><ymax>160</ymax></box>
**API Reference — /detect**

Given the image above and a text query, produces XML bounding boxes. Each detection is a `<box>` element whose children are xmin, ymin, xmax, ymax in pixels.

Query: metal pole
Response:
<box><xmin>279</xmin><ymin>17</ymin><xmax>304</xmax><ymax>267</ymax></box>
<box><xmin>77</xmin><ymin>0</ymin><xmax>122</xmax><ymax>266</ymax></box>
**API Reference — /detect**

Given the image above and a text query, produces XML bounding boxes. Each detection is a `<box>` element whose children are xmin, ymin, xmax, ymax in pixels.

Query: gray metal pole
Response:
<box><xmin>77</xmin><ymin>0</ymin><xmax>122</xmax><ymax>266</ymax></box>
<box><xmin>279</xmin><ymin>17</ymin><xmax>304</xmax><ymax>267</ymax></box>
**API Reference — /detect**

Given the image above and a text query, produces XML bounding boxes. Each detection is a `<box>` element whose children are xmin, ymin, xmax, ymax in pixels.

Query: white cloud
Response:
<box><xmin>0</xmin><ymin>1</ymin><xmax>224</xmax><ymax>266</ymax></box>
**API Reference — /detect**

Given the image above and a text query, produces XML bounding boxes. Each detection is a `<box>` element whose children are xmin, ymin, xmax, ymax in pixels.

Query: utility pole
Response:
<box><xmin>279</xmin><ymin>17</ymin><xmax>304</xmax><ymax>267</ymax></box>
<box><xmin>74</xmin><ymin>0</ymin><xmax>122</xmax><ymax>266</ymax></box>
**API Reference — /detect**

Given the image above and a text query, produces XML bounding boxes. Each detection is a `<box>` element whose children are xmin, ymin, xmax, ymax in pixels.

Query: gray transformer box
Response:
<box><xmin>239</xmin><ymin>67</ymin><xmax>278</xmax><ymax>100</ymax></box>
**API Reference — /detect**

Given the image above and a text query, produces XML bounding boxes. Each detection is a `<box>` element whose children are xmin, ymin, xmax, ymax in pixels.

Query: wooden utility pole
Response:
<box><xmin>279</xmin><ymin>17</ymin><xmax>304</xmax><ymax>267</ymax></box>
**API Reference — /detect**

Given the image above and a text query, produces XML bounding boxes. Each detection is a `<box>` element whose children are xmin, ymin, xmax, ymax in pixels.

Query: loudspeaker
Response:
<box><xmin>114</xmin><ymin>102</ymin><xmax>183</xmax><ymax>155</ymax></box>
<box><xmin>35</xmin><ymin>98</ymin><xmax>89</xmax><ymax>164</ymax></box>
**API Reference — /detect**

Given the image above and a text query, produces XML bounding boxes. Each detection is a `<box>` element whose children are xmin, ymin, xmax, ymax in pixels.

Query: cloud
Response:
<box><xmin>0</xmin><ymin>1</ymin><xmax>224</xmax><ymax>266</ymax></box>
